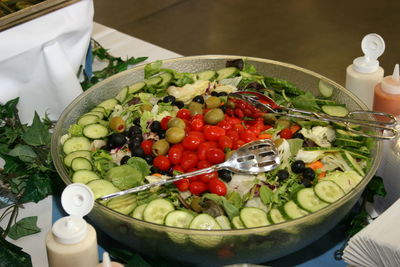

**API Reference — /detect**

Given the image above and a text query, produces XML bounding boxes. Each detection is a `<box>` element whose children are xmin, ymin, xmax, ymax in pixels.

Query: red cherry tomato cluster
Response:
<box><xmin>150</xmin><ymin>97</ymin><xmax>301</xmax><ymax>197</ymax></box>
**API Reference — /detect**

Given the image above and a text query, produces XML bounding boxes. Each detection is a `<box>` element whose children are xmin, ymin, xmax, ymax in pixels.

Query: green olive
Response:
<box><xmin>167</xmin><ymin>117</ymin><xmax>186</xmax><ymax>129</ymax></box>
<box><xmin>204</xmin><ymin>108</ymin><xmax>224</xmax><ymax>125</ymax></box>
<box><xmin>140</xmin><ymin>104</ymin><xmax>153</xmax><ymax>112</ymax></box>
<box><xmin>263</xmin><ymin>113</ymin><xmax>277</xmax><ymax>125</ymax></box>
<box><xmin>205</xmin><ymin>96</ymin><xmax>221</xmax><ymax>109</ymax></box>
<box><xmin>190</xmin><ymin>197</ymin><xmax>203</xmax><ymax>213</ymax></box>
<box><xmin>152</xmin><ymin>139</ymin><xmax>170</xmax><ymax>156</ymax></box>
<box><xmin>275</xmin><ymin>118</ymin><xmax>291</xmax><ymax>129</ymax></box>
<box><xmin>166</xmin><ymin>127</ymin><xmax>185</xmax><ymax>144</ymax></box>
<box><xmin>226</xmin><ymin>100</ymin><xmax>236</xmax><ymax>109</ymax></box>
<box><xmin>188</xmin><ymin>102</ymin><xmax>204</xmax><ymax>116</ymax></box>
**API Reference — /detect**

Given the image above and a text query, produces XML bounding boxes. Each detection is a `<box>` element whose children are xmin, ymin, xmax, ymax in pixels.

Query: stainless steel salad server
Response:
<box><xmin>229</xmin><ymin>91</ymin><xmax>398</xmax><ymax>140</ymax></box>
<box><xmin>98</xmin><ymin>139</ymin><xmax>280</xmax><ymax>201</ymax></box>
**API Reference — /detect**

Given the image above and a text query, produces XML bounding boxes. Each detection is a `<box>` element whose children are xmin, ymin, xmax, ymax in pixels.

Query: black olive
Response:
<box><xmin>108</xmin><ymin>133</ymin><xmax>127</xmax><ymax>149</ymax></box>
<box><xmin>100</xmin><ymin>143</ymin><xmax>111</xmax><ymax>151</ymax></box>
<box><xmin>302</xmin><ymin>167</ymin><xmax>315</xmax><ymax>180</ymax></box>
<box><xmin>163</xmin><ymin>95</ymin><xmax>176</xmax><ymax>104</ymax></box>
<box><xmin>218</xmin><ymin>170</ymin><xmax>232</xmax><ymax>183</ymax></box>
<box><xmin>211</xmin><ymin>91</ymin><xmax>219</xmax><ymax>97</ymax></box>
<box><xmin>150</xmin><ymin>121</ymin><xmax>161</xmax><ymax>133</ymax></box>
<box><xmin>192</xmin><ymin>95</ymin><xmax>204</xmax><ymax>104</ymax></box>
<box><xmin>133</xmin><ymin>117</ymin><xmax>141</xmax><ymax>126</ymax></box>
<box><xmin>301</xmin><ymin>179</ymin><xmax>313</xmax><ymax>187</ymax></box>
<box><xmin>217</xmin><ymin>92</ymin><xmax>228</xmax><ymax>97</ymax></box>
<box><xmin>120</xmin><ymin>155</ymin><xmax>130</xmax><ymax>165</ymax></box>
<box><xmin>128</xmin><ymin>97</ymin><xmax>141</xmax><ymax>106</ymax></box>
<box><xmin>128</xmin><ymin>125</ymin><xmax>142</xmax><ymax>137</ymax></box>
<box><xmin>131</xmin><ymin>146</ymin><xmax>145</xmax><ymax>157</ymax></box>
<box><xmin>131</xmin><ymin>134</ymin><xmax>143</xmax><ymax>144</ymax></box>
<box><xmin>158</xmin><ymin>131</ymin><xmax>166</xmax><ymax>139</ymax></box>
<box><xmin>144</xmin><ymin>154</ymin><xmax>153</xmax><ymax>164</ymax></box>
<box><xmin>220</xmin><ymin>105</ymin><xmax>227</xmax><ymax>113</ymax></box>
<box><xmin>277</xmin><ymin>169</ymin><xmax>289</xmax><ymax>181</ymax></box>
<box><xmin>150</xmin><ymin>166</ymin><xmax>161</xmax><ymax>174</ymax></box>
<box><xmin>293</xmin><ymin>132</ymin><xmax>304</xmax><ymax>139</ymax></box>
<box><xmin>291</xmin><ymin>160</ymin><xmax>305</xmax><ymax>174</ymax></box>
<box><xmin>160</xmin><ymin>170</ymin><xmax>170</xmax><ymax>176</ymax></box>
<box><xmin>128</xmin><ymin>140</ymin><xmax>141</xmax><ymax>151</ymax></box>
<box><xmin>174</xmin><ymin>101</ymin><xmax>184</xmax><ymax>109</ymax></box>
<box><xmin>225</xmin><ymin>59</ymin><xmax>244</xmax><ymax>70</ymax></box>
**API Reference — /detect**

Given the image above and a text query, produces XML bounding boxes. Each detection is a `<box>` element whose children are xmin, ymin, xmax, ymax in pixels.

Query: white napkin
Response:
<box><xmin>343</xmin><ymin>198</ymin><xmax>400</xmax><ymax>266</ymax></box>
<box><xmin>0</xmin><ymin>0</ymin><xmax>94</xmax><ymax>123</ymax></box>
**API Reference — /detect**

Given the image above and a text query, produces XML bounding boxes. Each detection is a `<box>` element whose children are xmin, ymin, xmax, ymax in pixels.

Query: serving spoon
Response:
<box><xmin>98</xmin><ymin>139</ymin><xmax>280</xmax><ymax>201</ymax></box>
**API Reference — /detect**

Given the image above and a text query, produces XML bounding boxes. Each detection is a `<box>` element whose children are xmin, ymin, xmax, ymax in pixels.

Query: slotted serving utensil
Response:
<box><xmin>98</xmin><ymin>139</ymin><xmax>280</xmax><ymax>201</ymax></box>
<box><xmin>229</xmin><ymin>91</ymin><xmax>398</xmax><ymax>140</ymax></box>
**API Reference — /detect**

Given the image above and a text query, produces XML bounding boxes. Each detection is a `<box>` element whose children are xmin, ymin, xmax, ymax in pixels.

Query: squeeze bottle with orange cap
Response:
<box><xmin>373</xmin><ymin>64</ymin><xmax>400</xmax><ymax>116</ymax></box>
<box><xmin>45</xmin><ymin>183</ymin><xmax>98</xmax><ymax>267</ymax></box>
<box><xmin>345</xmin><ymin>33</ymin><xmax>385</xmax><ymax>109</ymax></box>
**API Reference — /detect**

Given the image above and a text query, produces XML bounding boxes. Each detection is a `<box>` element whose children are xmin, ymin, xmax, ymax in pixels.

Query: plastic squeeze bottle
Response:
<box><xmin>373</xmin><ymin>64</ymin><xmax>400</xmax><ymax>116</ymax></box>
<box><xmin>345</xmin><ymin>33</ymin><xmax>385</xmax><ymax>109</ymax></box>
<box><xmin>46</xmin><ymin>183</ymin><xmax>98</xmax><ymax>267</ymax></box>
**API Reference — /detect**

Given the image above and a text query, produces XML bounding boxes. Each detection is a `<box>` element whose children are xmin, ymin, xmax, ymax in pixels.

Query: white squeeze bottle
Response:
<box><xmin>46</xmin><ymin>184</ymin><xmax>98</xmax><ymax>267</ymax></box>
<box><xmin>345</xmin><ymin>33</ymin><xmax>385</xmax><ymax>109</ymax></box>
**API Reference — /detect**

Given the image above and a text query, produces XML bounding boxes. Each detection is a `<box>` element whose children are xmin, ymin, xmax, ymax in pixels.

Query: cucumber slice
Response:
<box><xmin>189</xmin><ymin>214</ymin><xmax>221</xmax><ymax>230</ymax></box>
<box><xmin>164</xmin><ymin>210</ymin><xmax>194</xmax><ymax>228</ymax></box>
<box><xmin>72</xmin><ymin>170</ymin><xmax>99</xmax><ymax>184</ymax></box>
<box><xmin>321</xmin><ymin>105</ymin><xmax>349</xmax><ymax>117</ymax></box>
<box><xmin>318</xmin><ymin>80</ymin><xmax>334</xmax><ymax>98</ymax></box>
<box><xmin>71</xmin><ymin>157</ymin><xmax>92</xmax><ymax>171</ymax></box>
<box><xmin>314</xmin><ymin>180</ymin><xmax>345</xmax><ymax>203</ymax></box>
<box><xmin>86</xmin><ymin>179</ymin><xmax>119</xmax><ymax>199</ymax></box>
<box><xmin>107</xmin><ymin>194</ymin><xmax>137</xmax><ymax>215</ymax></box>
<box><xmin>98</xmin><ymin>98</ymin><xmax>118</xmax><ymax>111</ymax></box>
<box><xmin>63</xmin><ymin>137</ymin><xmax>91</xmax><ymax>154</ymax></box>
<box><xmin>336</xmin><ymin>129</ymin><xmax>363</xmax><ymax>141</ymax></box>
<box><xmin>85</xmin><ymin>111</ymin><xmax>105</xmax><ymax>120</ymax></box>
<box><xmin>77</xmin><ymin>115</ymin><xmax>99</xmax><ymax>126</ymax></box>
<box><xmin>282</xmin><ymin>201</ymin><xmax>309</xmax><ymax>219</ymax></box>
<box><xmin>131</xmin><ymin>204</ymin><xmax>148</xmax><ymax>220</ymax></box>
<box><xmin>315</xmin><ymin>99</ymin><xmax>337</xmax><ymax>106</ymax></box>
<box><xmin>240</xmin><ymin>207</ymin><xmax>270</xmax><ymax>228</ymax></box>
<box><xmin>115</xmin><ymin>87</ymin><xmax>128</xmax><ymax>103</ymax></box>
<box><xmin>215</xmin><ymin>215</ymin><xmax>232</xmax><ymax>229</ymax></box>
<box><xmin>91</xmin><ymin>106</ymin><xmax>106</xmax><ymax>114</ymax></box>
<box><xmin>231</xmin><ymin>216</ymin><xmax>245</xmax><ymax>229</ymax></box>
<box><xmin>64</xmin><ymin>150</ymin><xmax>91</xmax><ymax>167</ymax></box>
<box><xmin>341</xmin><ymin>151</ymin><xmax>365</xmax><ymax>176</ymax></box>
<box><xmin>334</xmin><ymin>138</ymin><xmax>363</xmax><ymax>148</ymax></box>
<box><xmin>82</xmin><ymin>124</ymin><xmax>109</xmax><ymax>139</ymax></box>
<box><xmin>159</xmin><ymin>73</ymin><xmax>173</xmax><ymax>88</ymax></box>
<box><xmin>143</xmin><ymin>199</ymin><xmax>175</xmax><ymax>225</ymax></box>
<box><xmin>145</xmin><ymin>76</ymin><xmax>162</xmax><ymax>87</ymax></box>
<box><xmin>268</xmin><ymin>208</ymin><xmax>286</xmax><ymax>224</ymax></box>
<box><xmin>324</xmin><ymin>171</ymin><xmax>362</xmax><ymax>193</ymax></box>
<box><xmin>302</xmin><ymin>147</ymin><xmax>340</xmax><ymax>152</ymax></box>
<box><xmin>128</xmin><ymin>82</ymin><xmax>146</xmax><ymax>94</ymax></box>
<box><xmin>216</xmin><ymin>67</ymin><xmax>239</xmax><ymax>81</ymax></box>
<box><xmin>342</xmin><ymin>148</ymin><xmax>369</xmax><ymax>160</ymax></box>
<box><xmin>296</xmin><ymin>188</ymin><xmax>329</xmax><ymax>212</ymax></box>
<box><xmin>197</xmin><ymin>70</ymin><xmax>217</xmax><ymax>81</ymax></box>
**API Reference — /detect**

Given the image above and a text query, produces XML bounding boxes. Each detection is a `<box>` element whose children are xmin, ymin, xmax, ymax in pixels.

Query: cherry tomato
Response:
<box><xmin>206</xmin><ymin>147</ymin><xmax>225</xmax><ymax>164</ymax></box>
<box><xmin>140</xmin><ymin>140</ymin><xmax>154</xmax><ymax>155</ymax></box>
<box><xmin>208</xmin><ymin>178</ymin><xmax>227</xmax><ymax>196</ymax></box>
<box><xmin>226</xmin><ymin>116</ymin><xmax>242</xmax><ymax>125</ymax></box>
<box><xmin>161</xmin><ymin>116</ymin><xmax>172</xmax><ymax>130</ymax></box>
<box><xmin>182</xmin><ymin>135</ymin><xmax>202</xmax><ymax>151</ymax></box>
<box><xmin>280</xmin><ymin>128</ymin><xmax>293</xmax><ymax>139</ymax></box>
<box><xmin>153</xmin><ymin>155</ymin><xmax>171</xmax><ymax>171</ymax></box>
<box><xmin>187</xmin><ymin>168</ymin><xmax>199</xmax><ymax>182</ymax></box>
<box><xmin>232</xmin><ymin>123</ymin><xmax>245</xmax><ymax>132</ymax></box>
<box><xmin>243</xmin><ymin>108</ymin><xmax>253</xmax><ymax>117</ymax></box>
<box><xmin>240</xmin><ymin>129</ymin><xmax>257</xmax><ymax>143</ymax></box>
<box><xmin>168</xmin><ymin>145</ymin><xmax>184</xmax><ymax>165</ymax></box>
<box><xmin>189</xmin><ymin>181</ymin><xmax>208</xmax><ymax>195</ymax></box>
<box><xmin>199</xmin><ymin>171</ymin><xmax>218</xmax><ymax>183</ymax></box>
<box><xmin>217</xmin><ymin>120</ymin><xmax>232</xmax><ymax>131</ymax></box>
<box><xmin>172</xmin><ymin>165</ymin><xmax>184</xmax><ymax>174</ymax></box>
<box><xmin>180</xmin><ymin>152</ymin><xmax>198</xmax><ymax>171</ymax></box>
<box><xmin>187</xmin><ymin>131</ymin><xmax>205</xmax><ymax>142</ymax></box>
<box><xmin>174</xmin><ymin>178</ymin><xmax>190</xmax><ymax>192</ymax></box>
<box><xmin>197</xmin><ymin>160</ymin><xmax>211</xmax><ymax>169</ymax></box>
<box><xmin>233</xmin><ymin>140</ymin><xmax>245</xmax><ymax>150</ymax></box>
<box><xmin>226</xmin><ymin>129</ymin><xmax>239</xmax><ymax>143</ymax></box>
<box><xmin>190</xmin><ymin>114</ymin><xmax>205</xmax><ymax>131</ymax></box>
<box><xmin>198</xmin><ymin>141</ymin><xmax>218</xmax><ymax>160</ymax></box>
<box><xmin>225</xmin><ymin>108</ymin><xmax>234</xmax><ymax>116</ymax></box>
<box><xmin>218</xmin><ymin>136</ymin><xmax>233</xmax><ymax>150</ymax></box>
<box><xmin>203</xmin><ymin>126</ymin><xmax>226</xmax><ymax>141</ymax></box>
<box><xmin>177</xmin><ymin>108</ymin><xmax>191</xmax><ymax>120</ymax></box>
<box><xmin>234</xmin><ymin>108</ymin><xmax>244</xmax><ymax>118</ymax></box>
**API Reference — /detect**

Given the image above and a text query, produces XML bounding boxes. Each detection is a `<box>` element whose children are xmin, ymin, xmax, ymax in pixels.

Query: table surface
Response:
<box><xmin>4</xmin><ymin>22</ymin><xmax>356</xmax><ymax>267</ymax></box>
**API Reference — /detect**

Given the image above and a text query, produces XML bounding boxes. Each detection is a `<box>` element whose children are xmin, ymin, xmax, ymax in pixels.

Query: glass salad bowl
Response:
<box><xmin>51</xmin><ymin>55</ymin><xmax>382</xmax><ymax>266</ymax></box>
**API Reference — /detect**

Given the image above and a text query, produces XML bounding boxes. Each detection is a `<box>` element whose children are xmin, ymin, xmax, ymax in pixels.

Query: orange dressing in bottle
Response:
<box><xmin>373</xmin><ymin>64</ymin><xmax>400</xmax><ymax>116</ymax></box>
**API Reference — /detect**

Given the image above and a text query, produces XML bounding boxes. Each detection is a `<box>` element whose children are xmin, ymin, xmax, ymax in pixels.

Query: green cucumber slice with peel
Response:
<box><xmin>63</xmin><ymin>137</ymin><xmax>91</xmax><ymax>154</ymax></box>
<box><xmin>240</xmin><ymin>207</ymin><xmax>270</xmax><ymax>228</ymax></box>
<box><xmin>165</xmin><ymin>210</ymin><xmax>194</xmax><ymax>228</ymax></box>
<box><xmin>314</xmin><ymin>180</ymin><xmax>345</xmax><ymax>203</ymax></box>
<box><xmin>143</xmin><ymin>199</ymin><xmax>174</xmax><ymax>225</ymax></box>
<box><xmin>296</xmin><ymin>188</ymin><xmax>329</xmax><ymax>212</ymax></box>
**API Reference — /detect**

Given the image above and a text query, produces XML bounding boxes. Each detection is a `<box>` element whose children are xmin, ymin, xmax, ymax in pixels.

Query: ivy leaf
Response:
<box><xmin>8</xmin><ymin>216</ymin><xmax>41</xmax><ymax>240</ymax></box>
<box><xmin>0</xmin><ymin>237</ymin><xmax>32</xmax><ymax>267</ymax></box>
<box><xmin>260</xmin><ymin>185</ymin><xmax>274</xmax><ymax>204</ymax></box>
<box><xmin>8</xmin><ymin>144</ymin><xmax>37</xmax><ymax>162</ymax></box>
<box><xmin>21</xmin><ymin>173</ymin><xmax>52</xmax><ymax>203</ymax></box>
<box><xmin>21</xmin><ymin>112</ymin><xmax>51</xmax><ymax>146</ymax></box>
<box><xmin>0</xmin><ymin>98</ymin><xmax>19</xmax><ymax>120</ymax></box>
<box><xmin>363</xmin><ymin>176</ymin><xmax>386</xmax><ymax>203</ymax></box>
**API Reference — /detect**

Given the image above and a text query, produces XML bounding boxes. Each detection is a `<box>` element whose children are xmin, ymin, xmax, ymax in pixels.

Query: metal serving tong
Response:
<box><xmin>98</xmin><ymin>139</ymin><xmax>280</xmax><ymax>201</ymax></box>
<box><xmin>229</xmin><ymin>91</ymin><xmax>398</xmax><ymax>140</ymax></box>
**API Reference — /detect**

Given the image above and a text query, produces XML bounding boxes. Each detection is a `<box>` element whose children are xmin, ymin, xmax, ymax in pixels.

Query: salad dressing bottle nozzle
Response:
<box><xmin>373</xmin><ymin>64</ymin><xmax>400</xmax><ymax>117</ymax></box>
<box><xmin>345</xmin><ymin>33</ymin><xmax>385</xmax><ymax>109</ymax></box>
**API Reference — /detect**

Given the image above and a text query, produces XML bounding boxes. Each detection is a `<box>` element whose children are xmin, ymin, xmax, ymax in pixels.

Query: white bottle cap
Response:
<box><xmin>352</xmin><ymin>33</ymin><xmax>385</xmax><ymax>73</ymax></box>
<box><xmin>52</xmin><ymin>183</ymin><xmax>94</xmax><ymax>244</ymax></box>
<box><xmin>382</xmin><ymin>64</ymin><xmax>400</xmax><ymax>94</ymax></box>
